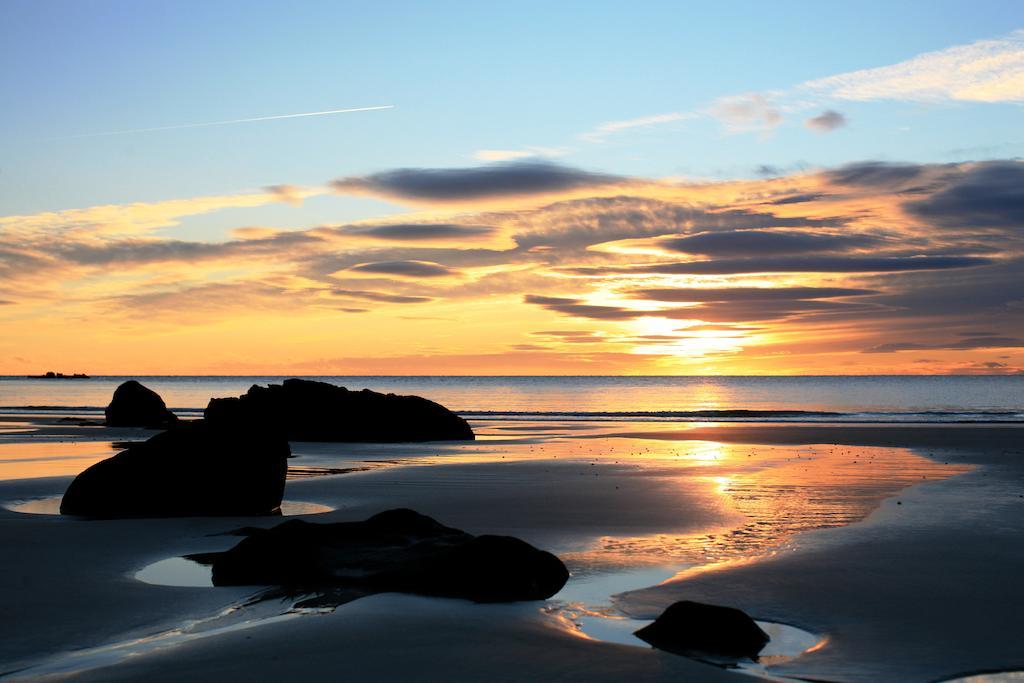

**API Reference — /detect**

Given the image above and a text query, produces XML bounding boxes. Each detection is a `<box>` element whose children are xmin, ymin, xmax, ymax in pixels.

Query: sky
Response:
<box><xmin>1</xmin><ymin>0</ymin><xmax>1023</xmax><ymax>375</ymax></box>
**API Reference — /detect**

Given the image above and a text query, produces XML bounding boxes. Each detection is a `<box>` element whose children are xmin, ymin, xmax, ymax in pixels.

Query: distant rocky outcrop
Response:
<box><xmin>634</xmin><ymin>600</ymin><xmax>770</xmax><ymax>660</ymax></box>
<box><xmin>204</xmin><ymin>379</ymin><xmax>474</xmax><ymax>442</ymax></box>
<box><xmin>105</xmin><ymin>380</ymin><xmax>178</xmax><ymax>428</ymax></box>
<box><xmin>197</xmin><ymin>508</ymin><xmax>567</xmax><ymax>603</ymax></box>
<box><xmin>60</xmin><ymin>421</ymin><xmax>289</xmax><ymax>517</ymax></box>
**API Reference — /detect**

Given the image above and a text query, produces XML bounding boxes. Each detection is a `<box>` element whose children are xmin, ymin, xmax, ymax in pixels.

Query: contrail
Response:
<box><xmin>55</xmin><ymin>105</ymin><xmax>395</xmax><ymax>139</ymax></box>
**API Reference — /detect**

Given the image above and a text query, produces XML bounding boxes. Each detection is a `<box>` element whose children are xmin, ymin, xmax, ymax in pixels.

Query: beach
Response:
<box><xmin>7</xmin><ymin>2</ymin><xmax>1024</xmax><ymax>680</ymax></box>
<box><xmin>1</xmin><ymin>395</ymin><xmax>1022</xmax><ymax>682</ymax></box>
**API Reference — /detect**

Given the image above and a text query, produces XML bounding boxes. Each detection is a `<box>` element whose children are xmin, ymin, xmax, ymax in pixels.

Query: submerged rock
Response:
<box><xmin>60</xmin><ymin>421</ymin><xmax>288</xmax><ymax>517</ymax></box>
<box><xmin>634</xmin><ymin>600</ymin><xmax>770</xmax><ymax>660</ymax></box>
<box><xmin>203</xmin><ymin>508</ymin><xmax>568</xmax><ymax>603</ymax></box>
<box><xmin>105</xmin><ymin>380</ymin><xmax>178</xmax><ymax>428</ymax></box>
<box><xmin>204</xmin><ymin>378</ymin><xmax>474</xmax><ymax>442</ymax></box>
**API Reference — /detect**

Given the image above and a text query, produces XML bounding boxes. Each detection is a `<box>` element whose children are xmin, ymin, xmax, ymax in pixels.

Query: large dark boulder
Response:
<box><xmin>634</xmin><ymin>601</ymin><xmax>770</xmax><ymax>660</ymax></box>
<box><xmin>60</xmin><ymin>421</ymin><xmax>288</xmax><ymax>517</ymax></box>
<box><xmin>202</xmin><ymin>508</ymin><xmax>568</xmax><ymax>603</ymax></box>
<box><xmin>204</xmin><ymin>379</ymin><xmax>474</xmax><ymax>442</ymax></box>
<box><xmin>105</xmin><ymin>380</ymin><xmax>178</xmax><ymax>428</ymax></box>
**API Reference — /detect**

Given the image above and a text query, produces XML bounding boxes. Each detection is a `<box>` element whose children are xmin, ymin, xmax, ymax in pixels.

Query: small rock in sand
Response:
<box><xmin>634</xmin><ymin>600</ymin><xmax>770</xmax><ymax>659</ymax></box>
<box><xmin>60</xmin><ymin>421</ymin><xmax>288</xmax><ymax>517</ymax></box>
<box><xmin>104</xmin><ymin>380</ymin><xmax>178</xmax><ymax>428</ymax></box>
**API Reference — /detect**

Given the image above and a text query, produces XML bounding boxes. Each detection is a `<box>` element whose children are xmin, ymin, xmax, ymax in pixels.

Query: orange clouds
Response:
<box><xmin>1</xmin><ymin>160</ymin><xmax>1022</xmax><ymax>374</ymax></box>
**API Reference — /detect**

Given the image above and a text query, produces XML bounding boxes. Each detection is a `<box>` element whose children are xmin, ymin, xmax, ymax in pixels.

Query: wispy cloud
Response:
<box><xmin>580</xmin><ymin>111</ymin><xmax>697</xmax><ymax>142</ymax></box>
<box><xmin>473</xmin><ymin>147</ymin><xmax>567</xmax><ymax>161</ymax></box>
<box><xmin>0</xmin><ymin>188</ymin><xmax>318</xmax><ymax>239</ymax></box>
<box><xmin>709</xmin><ymin>93</ymin><xmax>784</xmax><ymax>134</ymax></box>
<box><xmin>54</xmin><ymin>105</ymin><xmax>395</xmax><ymax>139</ymax></box>
<box><xmin>803</xmin><ymin>30</ymin><xmax>1024</xmax><ymax>102</ymax></box>
<box><xmin>464</xmin><ymin>30</ymin><xmax>1024</xmax><ymax>166</ymax></box>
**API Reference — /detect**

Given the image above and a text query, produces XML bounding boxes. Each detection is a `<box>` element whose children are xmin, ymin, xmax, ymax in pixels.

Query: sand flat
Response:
<box><xmin>0</xmin><ymin>419</ymin><xmax>1020</xmax><ymax>681</ymax></box>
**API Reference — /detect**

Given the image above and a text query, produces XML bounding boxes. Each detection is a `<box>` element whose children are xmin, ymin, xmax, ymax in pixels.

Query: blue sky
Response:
<box><xmin>2</xmin><ymin>1</ymin><xmax>1024</xmax><ymax>376</ymax></box>
<box><xmin>2</xmin><ymin>0</ymin><xmax>1022</xmax><ymax>229</ymax></box>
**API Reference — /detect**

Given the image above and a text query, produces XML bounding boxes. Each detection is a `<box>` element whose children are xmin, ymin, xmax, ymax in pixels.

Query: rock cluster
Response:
<box><xmin>199</xmin><ymin>508</ymin><xmax>569</xmax><ymax>603</ymax></box>
<box><xmin>62</xmin><ymin>379</ymin><xmax>475</xmax><ymax>517</ymax></box>
<box><xmin>205</xmin><ymin>379</ymin><xmax>474</xmax><ymax>442</ymax></box>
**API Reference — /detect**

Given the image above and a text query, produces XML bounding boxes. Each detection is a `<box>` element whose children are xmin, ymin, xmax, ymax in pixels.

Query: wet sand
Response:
<box><xmin>0</xmin><ymin>417</ymin><xmax>1021</xmax><ymax>681</ymax></box>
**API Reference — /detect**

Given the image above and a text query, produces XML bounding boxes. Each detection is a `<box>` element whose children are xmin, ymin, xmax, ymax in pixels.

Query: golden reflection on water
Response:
<box><xmin>563</xmin><ymin>437</ymin><xmax>970</xmax><ymax>573</ymax></box>
<box><xmin>0</xmin><ymin>441</ymin><xmax>119</xmax><ymax>479</ymax></box>
<box><xmin>365</xmin><ymin>420</ymin><xmax>973</xmax><ymax>578</ymax></box>
<box><xmin>0</xmin><ymin>416</ymin><xmax>973</xmax><ymax>585</ymax></box>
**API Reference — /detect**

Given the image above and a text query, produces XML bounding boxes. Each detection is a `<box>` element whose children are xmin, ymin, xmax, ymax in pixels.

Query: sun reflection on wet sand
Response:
<box><xmin>555</xmin><ymin>437</ymin><xmax>970</xmax><ymax>576</ymax></box>
<box><xmin>0</xmin><ymin>416</ymin><xmax>972</xmax><ymax>582</ymax></box>
<box><xmin>0</xmin><ymin>441</ymin><xmax>123</xmax><ymax>480</ymax></box>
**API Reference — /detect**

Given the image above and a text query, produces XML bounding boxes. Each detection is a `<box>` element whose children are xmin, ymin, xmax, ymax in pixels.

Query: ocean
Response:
<box><xmin>0</xmin><ymin>375</ymin><xmax>1021</xmax><ymax>422</ymax></box>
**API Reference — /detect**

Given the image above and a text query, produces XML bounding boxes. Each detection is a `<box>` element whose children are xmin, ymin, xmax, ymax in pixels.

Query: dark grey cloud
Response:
<box><xmin>523</xmin><ymin>295</ymin><xmax>642</xmax><ymax>320</ymax></box>
<box><xmin>264</xmin><ymin>184</ymin><xmax>306</xmax><ymax>205</ymax></box>
<box><xmin>906</xmin><ymin>161</ymin><xmax>1024</xmax><ymax>230</ymax></box>
<box><xmin>826</xmin><ymin>161</ymin><xmax>927</xmax><ymax>187</ymax></box>
<box><xmin>51</xmin><ymin>231</ymin><xmax>324</xmax><ymax>267</ymax></box>
<box><xmin>301</xmin><ymin>247</ymin><xmax>511</xmax><ymax>280</ymax></box>
<box><xmin>677</xmin><ymin>323</ymin><xmax>762</xmax><ymax>332</ymax></box>
<box><xmin>657</xmin><ymin>230</ymin><xmax>879</xmax><ymax>257</ymax></box>
<box><xmin>332</xmin><ymin>288</ymin><xmax>433</xmax><ymax>304</ymax></box>
<box><xmin>106</xmin><ymin>281</ymin><xmax>315</xmax><ymax>317</ymax></box>
<box><xmin>57</xmin><ymin>240</ymin><xmax>229</xmax><ymax>265</ymax></box>
<box><xmin>563</xmin><ymin>255</ymin><xmax>992</xmax><ymax>276</ymax></box>
<box><xmin>864</xmin><ymin>336</ymin><xmax>1024</xmax><ymax>353</ymax></box>
<box><xmin>331</xmin><ymin>161</ymin><xmax>624</xmax><ymax>202</ymax></box>
<box><xmin>532</xmin><ymin>330</ymin><xmax>606</xmax><ymax>343</ymax></box>
<box><xmin>0</xmin><ymin>248</ymin><xmax>51</xmax><ymax>276</ymax></box>
<box><xmin>345</xmin><ymin>223</ymin><xmax>496</xmax><ymax>240</ymax></box>
<box><xmin>525</xmin><ymin>293</ymin><xmax>878</xmax><ymax>323</ymax></box>
<box><xmin>628</xmin><ymin>286</ymin><xmax>877</xmax><ymax>302</ymax></box>
<box><xmin>672</xmin><ymin>299</ymin><xmax>880</xmax><ymax>323</ymax></box>
<box><xmin>805</xmin><ymin>110</ymin><xmax>847</xmax><ymax>132</ymax></box>
<box><xmin>533</xmin><ymin>330</ymin><xmax>600</xmax><ymax>336</ymax></box>
<box><xmin>858</xmin><ymin>258</ymin><xmax>1024</xmax><ymax>320</ymax></box>
<box><xmin>349</xmin><ymin>260</ymin><xmax>455</xmax><ymax>277</ymax></box>
<box><xmin>767</xmin><ymin>192</ymin><xmax>830</xmax><ymax>205</ymax></box>
<box><xmin>509</xmin><ymin>197</ymin><xmax>836</xmax><ymax>253</ymax></box>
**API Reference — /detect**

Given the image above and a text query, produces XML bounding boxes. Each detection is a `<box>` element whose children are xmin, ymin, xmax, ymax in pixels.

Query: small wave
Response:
<box><xmin>461</xmin><ymin>409</ymin><xmax>844</xmax><ymax>418</ymax></box>
<box><xmin>460</xmin><ymin>409</ymin><xmax>1024</xmax><ymax>423</ymax></box>
<box><xmin>0</xmin><ymin>407</ymin><xmax>1021</xmax><ymax>424</ymax></box>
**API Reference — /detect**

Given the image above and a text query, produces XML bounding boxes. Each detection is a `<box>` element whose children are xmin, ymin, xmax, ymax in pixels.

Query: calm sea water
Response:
<box><xmin>0</xmin><ymin>376</ymin><xmax>1021</xmax><ymax>422</ymax></box>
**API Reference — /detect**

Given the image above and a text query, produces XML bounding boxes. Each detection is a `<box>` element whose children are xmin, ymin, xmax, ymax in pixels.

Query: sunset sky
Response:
<box><xmin>1</xmin><ymin>1</ymin><xmax>1023</xmax><ymax>375</ymax></box>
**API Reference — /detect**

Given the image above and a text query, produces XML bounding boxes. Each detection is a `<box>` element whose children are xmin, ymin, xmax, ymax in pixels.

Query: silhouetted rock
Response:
<box><xmin>203</xmin><ymin>508</ymin><xmax>568</xmax><ymax>602</ymax></box>
<box><xmin>105</xmin><ymin>380</ymin><xmax>178</xmax><ymax>428</ymax></box>
<box><xmin>60</xmin><ymin>421</ymin><xmax>288</xmax><ymax>517</ymax></box>
<box><xmin>204</xmin><ymin>378</ymin><xmax>474</xmax><ymax>442</ymax></box>
<box><xmin>634</xmin><ymin>600</ymin><xmax>770</xmax><ymax>659</ymax></box>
